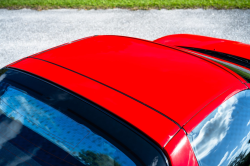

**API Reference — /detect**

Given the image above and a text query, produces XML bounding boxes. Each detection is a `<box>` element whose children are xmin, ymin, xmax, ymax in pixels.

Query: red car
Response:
<box><xmin>1</xmin><ymin>34</ymin><xmax>250</xmax><ymax>166</ymax></box>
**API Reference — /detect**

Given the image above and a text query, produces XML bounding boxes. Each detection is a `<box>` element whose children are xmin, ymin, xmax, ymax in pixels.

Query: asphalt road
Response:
<box><xmin>0</xmin><ymin>8</ymin><xmax>250</xmax><ymax>68</ymax></box>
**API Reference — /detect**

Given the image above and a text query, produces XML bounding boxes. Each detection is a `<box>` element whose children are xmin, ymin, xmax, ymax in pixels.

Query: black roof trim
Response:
<box><xmin>179</xmin><ymin>46</ymin><xmax>250</xmax><ymax>69</ymax></box>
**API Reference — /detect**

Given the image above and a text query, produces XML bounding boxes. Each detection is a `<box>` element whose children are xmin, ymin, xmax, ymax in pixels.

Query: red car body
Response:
<box><xmin>5</xmin><ymin>34</ymin><xmax>250</xmax><ymax>166</ymax></box>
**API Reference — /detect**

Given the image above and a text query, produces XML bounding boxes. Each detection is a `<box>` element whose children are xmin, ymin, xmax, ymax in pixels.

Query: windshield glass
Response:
<box><xmin>0</xmin><ymin>83</ymin><xmax>135</xmax><ymax>166</ymax></box>
<box><xmin>0</xmin><ymin>69</ymin><xmax>139</xmax><ymax>166</ymax></box>
<box><xmin>188</xmin><ymin>90</ymin><xmax>250</xmax><ymax>166</ymax></box>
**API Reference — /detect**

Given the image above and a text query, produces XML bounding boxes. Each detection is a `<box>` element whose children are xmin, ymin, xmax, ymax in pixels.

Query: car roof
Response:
<box><xmin>10</xmin><ymin>58</ymin><xmax>179</xmax><ymax>147</ymax></box>
<box><xmin>9</xmin><ymin>35</ymin><xmax>244</xmax><ymax>130</ymax></box>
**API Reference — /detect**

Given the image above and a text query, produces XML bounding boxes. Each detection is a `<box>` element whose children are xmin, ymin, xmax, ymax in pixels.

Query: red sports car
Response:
<box><xmin>1</xmin><ymin>34</ymin><xmax>250</xmax><ymax>166</ymax></box>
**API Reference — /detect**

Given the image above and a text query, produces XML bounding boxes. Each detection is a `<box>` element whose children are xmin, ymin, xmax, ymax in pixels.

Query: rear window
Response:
<box><xmin>0</xmin><ymin>68</ymin><xmax>168</xmax><ymax>166</ymax></box>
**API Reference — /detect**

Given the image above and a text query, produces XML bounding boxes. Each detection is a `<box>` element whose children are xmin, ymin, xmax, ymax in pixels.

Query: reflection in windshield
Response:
<box><xmin>0</xmin><ymin>111</ymin><xmax>23</xmax><ymax>149</ymax></box>
<box><xmin>190</xmin><ymin>96</ymin><xmax>237</xmax><ymax>161</ymax></box>
<box><xmin>188</xmin><ymin>90</ymin><xmax>250</xmax><ymax>166</ymax></box>
<box><xmin>78</xmin><ymin>150</ymin><xmax>121</xmax><ymax>166</ymax></box>
<box><xmin>0</xmin><ymin>82</ymin><xmax>135</xmax><ymax>166</ymax></box>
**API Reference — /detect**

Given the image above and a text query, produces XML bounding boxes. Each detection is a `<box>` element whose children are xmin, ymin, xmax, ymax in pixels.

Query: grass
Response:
<box><xmin>0</xmin><ymin>0</ymin><xmax>250</xmax><ymax>10</ymax></box>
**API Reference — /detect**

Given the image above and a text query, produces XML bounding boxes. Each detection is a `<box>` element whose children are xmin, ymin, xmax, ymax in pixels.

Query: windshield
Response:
<box><xmin>0</xmin><ymin>69</ymin><xmax>168</xmax><ymax>166</ymax></box>
<box><xmin>188</xmin><ymin>90</ymin><xmax>250</xmax><ymax>166</ymax></box>
<box><xmin>0</xmin><ymin>68</ymin><xmax>168</xmax><ymax>166</ymax></box>
<box><xmin>0</xmin><ymin>72</ymin><xmax>135</xmax><ymax>166</ymax></box>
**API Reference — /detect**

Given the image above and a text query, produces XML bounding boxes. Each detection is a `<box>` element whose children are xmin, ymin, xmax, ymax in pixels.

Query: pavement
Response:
<box><xmin>0</xmin><ymin>8</ymin><xmax>250</xmax><ymax>68</ymax></box>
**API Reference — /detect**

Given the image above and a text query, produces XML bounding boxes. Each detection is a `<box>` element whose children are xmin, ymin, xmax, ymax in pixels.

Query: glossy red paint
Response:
<box><xmin>6</xmin><ymin>34</ymin><xmax>250</xmax><ymax>166</ymax></box>
<box><xmin>245</xmin><ymin>83</ymin><xmax>250</xmax><ymax>89</ymax></box>
<box><xmin>172</xmin><ymin>46</ymin><xmax>248</xmax><ymax>84</ymax></box>
<box><xmin>154</xmin><ymin>34</ymin><xmax>250</xmax><ymax>83</ymax></box>
<box><xmin>184</xmin><ymin>83</ymin><xmax>248</xmax><ymax>134</ymax></box>
<box><xmin>164</xmin><ymin>129</ymin><xmax>199</xmax><ymax>166</ymax></box>
<box><xmin>9</xmin><ymin>57</ymin><xmax>179</xmax><ymax>147</ymax></box>
<box><xmin>154</xmin><ymin>34</ymin><xmax>250</xmax><ymax>60</ymax></box>
<box><xmin>28</xmin><ymin>35</ymin><xmax>243</xmax><ymax>127</ymax></box>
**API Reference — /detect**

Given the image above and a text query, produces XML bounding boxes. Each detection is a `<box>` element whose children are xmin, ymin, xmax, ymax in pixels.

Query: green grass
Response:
<box><xmin>0</xmin><ymin>0</ymin><xmax>250</xmax><ymax>10</ymax></box>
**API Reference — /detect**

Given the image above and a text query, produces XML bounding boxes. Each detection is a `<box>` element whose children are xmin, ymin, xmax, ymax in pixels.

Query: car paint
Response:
<box><xmin>153</xmin><ymin>34</ymin><xmax>250</xmax><ymax>132</ymax></box>
<box><xmin>13</xmin><ymin>35</ymin><xmax>244</xmax><ymax>127</ymax></box>
<box><xmin>174</xmin><ymin>46</ymin><xmax>250</xmax><ymax>83</ymax></box>
<box><xmin>154</xmin><ymin>34</ymin><xmax>250</xmax><ymax>82</ymax></box>
<box><xmin>154</xmin><ymin>34</ymin><xmax>250</xmax><ymax>60</ymax></box>
<box><xmin>10</xmin><ymin>58</ymin><xmax>179</xmax><ymax>148</ymax></box>
<box><xmin>183</xmin><ymin>82</ymin><xmax>248</xmax><ymax>134</ymax></box>
<box><xmin>6</xmin><ymin>35</ymin><xmax>250</xmax><ymax>166</ymax></box>
<box><xmin>164</xmin><ymin>129</ymin><xmax>198</xmax><ymax>166</ymax></box>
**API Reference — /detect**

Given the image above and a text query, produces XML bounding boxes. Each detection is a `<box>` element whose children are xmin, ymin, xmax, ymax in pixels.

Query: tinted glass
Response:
<box><xmin>0</xmin><ymin>68</ymin><xmax>168</xmax><ymax>166</ymax></box>
<box><xmin>188</xmin><ymin>90</ymin><xmax>250</xmax><ymax>166</ymax></box>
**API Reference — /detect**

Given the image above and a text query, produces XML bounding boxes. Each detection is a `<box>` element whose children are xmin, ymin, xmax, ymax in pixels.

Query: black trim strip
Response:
<box><xmin>179</xmin><ymin>47</ymin><xmax>250</xmax><ymax>69</ymax></box>
<box><xmin>28</xmin><ymin>57</ymin><xmax>181</xmax><ymax>128</ymax></box>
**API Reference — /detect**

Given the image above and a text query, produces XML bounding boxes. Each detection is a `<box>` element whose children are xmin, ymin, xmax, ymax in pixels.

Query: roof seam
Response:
<box><xmin>29</xmin><ymin>57</ymin><xmax>182</xmax><ymax>128</ymax></box>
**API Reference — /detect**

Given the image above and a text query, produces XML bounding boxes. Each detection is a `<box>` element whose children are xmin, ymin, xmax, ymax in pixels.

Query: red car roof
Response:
<box><xmin>9</xmin><ymin>35</ymin><xmax>244</xmax><ymax>145</ymax></box>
